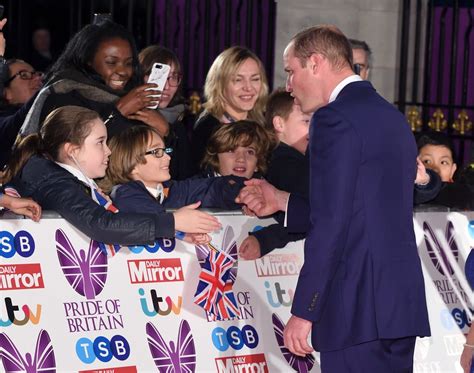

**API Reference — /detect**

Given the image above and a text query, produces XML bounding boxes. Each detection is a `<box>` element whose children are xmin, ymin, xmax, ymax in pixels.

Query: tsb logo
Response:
<box><xmin>448</xmin><ymin>307</ymin><xmax>473</xmax><ymax>330</ymax></box>
<box><xmin>76</xmin><ymin>335</ymin><xmax>130</xmax><ymax>364</ymax></box>
<box><xmin>128</xmin><ymin>238</ymin><xmax>175</xmax><ymax>254</ymax></box>
<box><xmin>212</xmin><ymin>325</ymin><xmax>259</xmax><ymax>351</ymax></box>
<box><xmin>0</xmin><ymin>230</ymin><xmax>35</xmax><ymax>258</ymax></box>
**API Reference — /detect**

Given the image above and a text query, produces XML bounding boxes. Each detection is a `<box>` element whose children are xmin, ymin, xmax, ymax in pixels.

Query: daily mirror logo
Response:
<box><xmin>127</xmin><ymin>258</ymin><xmax>184</xmax><ymax>284</ymax></box>
<box><xmin>255</xmin><ymin>254</ymin><xmax>302</xmax><ymax>277</ymax></box>
<box><xmin>146</xmin><ymin>320</ymin><xmax>196</xmax><ymax>372</ymax></box>
<box><xmin>215</xmin><ymin>353</ymin><xmax>268</xmax><ymax>373</ymax></box>
<box><xmin>0</xmin><ymin>329</ymin><xmax>56</xmax><ymax>372</ymax></box>
<box><xmin>0</xmin><ymin>263</ymin><xmax>44</xmax><ymax>290</ymax></box>
<box><xmin>56</xmin><ymin>229</ymin><xmax>108</xmax><ymax>299</ymax></box>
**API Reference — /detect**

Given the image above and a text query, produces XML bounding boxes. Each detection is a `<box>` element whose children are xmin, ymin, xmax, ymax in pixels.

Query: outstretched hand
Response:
<box><xmin>415</xmin><ymin>157</ymin><xmax>430</xmax><ymax>185</ymax></box>
<box><xmin>173</xmin><ymin>201</ymin><xmax>222</xmax><ymax>233</ymax></box>
<box><xmin>1</xmin><ymin>195</ymin><xmax>42</xmax><ymax>222</ymax></box>
<box><xmin>236</xmin><ymin>179</ymin><xmax>289</xmax><ymax>217</ymax></box>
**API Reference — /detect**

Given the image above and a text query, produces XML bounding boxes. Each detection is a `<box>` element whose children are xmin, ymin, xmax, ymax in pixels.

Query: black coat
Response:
<box><xmin>19</xmin><ymin>69</ymin><xmax>140</xmax><ymax>138</ymax></box>
<box><xmin>250</xmin><ymin>143</ymin><xmax>308</xmax><ymax>256</ymax></box>
<box><xmin>0</xmin><ymin>95</ymin><xmax>36</xmax><ymax>169</ymax></box>
<box><xmin>12</xmin><ymin>156</ymin><xmax>176</xmax><ymax>245</ymax></box>
<box><xmin>190</xmin><ymin>111</ymin><xmax>221</xmax><ymax>174</ymax></box>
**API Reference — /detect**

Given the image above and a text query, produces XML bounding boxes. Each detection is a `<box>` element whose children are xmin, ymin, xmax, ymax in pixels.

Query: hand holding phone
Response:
<box><xmin>146</xmin><ymin>63</ymin><xmax>170</xmax><ymax>109</ymax></box>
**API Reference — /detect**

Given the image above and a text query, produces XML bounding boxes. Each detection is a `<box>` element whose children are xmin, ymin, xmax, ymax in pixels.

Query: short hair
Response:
<box><xmin>2</xmin><ymin>106</ymin><xmax>100</xmax><ymax>183</ymax></box>
<box><xmin>139</xmin><ymin>45</ymin><xmax>181</xmax><ymax>76</ymax></box>
<box><xmin>202</xmin><ymin>120</ymin><xmax>271</xmax><ymax>174</ymax></box>
<box><xmin>203</xmin><ymin>46</ymin><xmax>269</xmax><ymax>125</ymax></box>
<box><xmin>291</xmin><ymin>25</ymin><xmax>353</xmax><ymax>70</ymax></box>
<box><xmin>138</xmin><ymin>45</ymin><xmax>183</xmax><ymax>106</ymax></box>
<box><xmin>264</xmin><ymin>88</ymin><xmax>295</xmax><ymax>144</ymax></box>
<box><xmin>417</xmin><ymin>132</ymin><xmax>457</xmax><ymax>162</ymax></box>
<box><xmin>106</xmin><ymin>125</ymin><xmax>161</xmax><ymax>187</ymax></box>
<box><xmin>47</xmin><ymin>21</ymin><xmax>142</xmax><ymax>91</ymax></box>
<box><xmin>348</xmin><ymin>38</ymin><xmax>373</xmax><ymax>68</ymax></box>
<box><xmin>265</xmin><ymin>88</ymin><xmax>294</xmax><ymax>124</ymax></box>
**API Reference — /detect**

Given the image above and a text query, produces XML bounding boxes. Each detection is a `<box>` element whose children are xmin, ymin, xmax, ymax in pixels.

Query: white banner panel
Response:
<box><xmin>0</xmin><ymin>211</ymin><xmax>472</xmax><ymax>372</ymax></box>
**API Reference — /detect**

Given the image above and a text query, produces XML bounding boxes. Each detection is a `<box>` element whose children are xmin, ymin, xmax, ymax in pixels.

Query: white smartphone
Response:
<box><xmin>146</xmin><ymin>62</ymin><xmax>171</xmax><ymax>109</ymax></box>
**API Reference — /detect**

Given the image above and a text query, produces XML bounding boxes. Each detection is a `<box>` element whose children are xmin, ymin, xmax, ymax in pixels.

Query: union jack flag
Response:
<box><xmin>91</xmin><ymin>188</ymin><xmax>121</xmax><ymax>256</ymax></box>
<box><xmin>208</xmin><ymin>280</ymin><xmax>240</xmax><ymax>321</ymax></box>
<box><xmin>194</xmin><ymin>244</ymin><xmax>238</xmax><ymax>320</ymax></box>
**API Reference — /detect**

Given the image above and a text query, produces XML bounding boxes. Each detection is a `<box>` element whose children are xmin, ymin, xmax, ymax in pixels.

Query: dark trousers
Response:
<box><xmin>320</xmin><ymin>337</ymin><xmax>417</xmax><ymax>373</ymax></box>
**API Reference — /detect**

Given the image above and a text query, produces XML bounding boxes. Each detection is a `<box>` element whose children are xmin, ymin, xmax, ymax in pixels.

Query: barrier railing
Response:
<box><xmin>0</xmin><ymin>210</ymin><xmax>472</xmax><ymax>372</ymax></box>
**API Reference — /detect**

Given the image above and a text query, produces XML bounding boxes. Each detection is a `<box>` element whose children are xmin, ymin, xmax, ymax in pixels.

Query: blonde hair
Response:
<box><xmin>202</xmin><ymin>120</ymin><xmax>271</xmax><ymax>174</ymax></box>
<box><xmin>203</xmin><ymin>46</ymin><xmax>268</xmax><ymax>125</ymax></box>
<box><xmin>103</xmin><ymin>125</ymin><xmax>161</xmax><ymax>191</ymax></box>
<box><xmin>292</xmin><ymin>25</ymin><xmax>353</xmax><ymax>71</ymax></box>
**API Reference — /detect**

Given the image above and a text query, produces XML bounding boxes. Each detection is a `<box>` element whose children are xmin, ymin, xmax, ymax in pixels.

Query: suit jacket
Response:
<box><xmin>289</xmin><ymin>80</ymin><xmax>430</xmax><ymax>352</ymax></box>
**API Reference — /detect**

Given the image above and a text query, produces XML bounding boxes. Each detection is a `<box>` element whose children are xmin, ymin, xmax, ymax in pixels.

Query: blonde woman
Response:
<box><xmin>191</xmin><ymin>46</ymin><xmax>269</xmax><ymax>172</ymax></box>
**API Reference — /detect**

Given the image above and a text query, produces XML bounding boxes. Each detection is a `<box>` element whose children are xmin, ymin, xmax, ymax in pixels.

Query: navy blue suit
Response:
<box><xmin>288</xmin><ymin>81</ymin><xmax>430</xmax><ymax>361</ymax></box>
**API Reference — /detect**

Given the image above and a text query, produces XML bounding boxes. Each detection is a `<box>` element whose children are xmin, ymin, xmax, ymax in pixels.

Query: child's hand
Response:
<box><xmin>182</xmin><ymin>233</ymin><xmax>211</xmax><ymax>244</ymax></box>
<box><xmin>1</xmin><ymin>195</ymin><xmax>42</xmax><ymax>222</ymax></box>
<box><xmin>415</xmin><ymin>157</ymin><xmax>430</xmax><ymax>185</ymax></box>
<box><xmin>173</xmin><ymin>201</ymin><xmax>222</xmax><ymax>233</ymax></box>
<box><xmin>239</xmin><ymin>235</ymin><xmax>261</xmax><ymax>260</ymax></box>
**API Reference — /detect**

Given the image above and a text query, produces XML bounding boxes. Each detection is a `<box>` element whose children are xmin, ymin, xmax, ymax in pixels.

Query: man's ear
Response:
<box><xmin>272</xmin><ymin>116</ymin><xmax>284</xmax><ymax>133</ymax></box>
<box><xmin>308</xmin><ymin>53</ymin><xmax>322</xmax><ymax>73</ymax></box>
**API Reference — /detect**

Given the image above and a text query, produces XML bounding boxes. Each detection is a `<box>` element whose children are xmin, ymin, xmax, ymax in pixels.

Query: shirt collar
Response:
<box><xmin>56</xmin><ymin>162</ymin><xmax>97</xmax><ymax>189</ymax></box>
<box><xmin>328</xmin><ymin>74</ymin><xmax>363</xmax><ymax>103</ymax></box>
<box><xmin>145</xmin><ymin>183</ymin><xmax>165</xmax><ymax>203</ymax></box>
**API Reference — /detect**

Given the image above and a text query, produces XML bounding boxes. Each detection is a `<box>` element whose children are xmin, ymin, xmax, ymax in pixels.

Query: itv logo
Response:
<box><xmin>0</xmin><ymin>297</ymin><xmax>41</xmax><ymax>327</ymax></box>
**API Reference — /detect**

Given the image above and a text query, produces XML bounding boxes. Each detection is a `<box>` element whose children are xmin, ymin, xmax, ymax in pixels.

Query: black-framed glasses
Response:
<box><xmin>167</xmin><ymin>73</ymin><xmax>182</xmax><ymax>87</ymax></box>
<box><xmin>5</xmin><ymin>70</ymin><xmax>44</xmax><ymax>84</ymax></box>
<box><xmin>145</xmin><ymin>147</ymin><xmax>173</xmax><ymax>158</ymax></box>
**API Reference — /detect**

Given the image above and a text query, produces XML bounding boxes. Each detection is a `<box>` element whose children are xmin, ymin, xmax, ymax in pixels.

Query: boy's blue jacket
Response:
<box><xmin>112</xmin><ymin>175</ymin><xmax>245</xmax><ymax>214</ymax></box>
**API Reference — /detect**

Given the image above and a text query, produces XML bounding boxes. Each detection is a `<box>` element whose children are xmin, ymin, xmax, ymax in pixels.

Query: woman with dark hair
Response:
<box><xmin>138</xmin><ymin>45</ymin><xmax>193</xmax><ymax>180</ymax></box>
<box><xmin>19</xmin><ymin>21</ymin><xmax>160</xmax><ymax>138</ymax></box>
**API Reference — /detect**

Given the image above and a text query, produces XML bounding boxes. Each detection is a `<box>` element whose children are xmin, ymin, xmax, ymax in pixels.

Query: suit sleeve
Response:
<box><xmin>291</xmin><ymin>107</ymin><xmax>361</xmax><ymax>322</ymax></box>
<box><xmin>251</xmin><ymin>223</ymin><xmax>306</xmax><ymax>257</ymax></box>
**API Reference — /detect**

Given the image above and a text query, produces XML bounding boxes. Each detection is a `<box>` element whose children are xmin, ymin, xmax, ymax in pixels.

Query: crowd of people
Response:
<box><xmin>1</xmin><ymin>17</ymin><xmax>474</xmax><ymax>372</ymax></box>
<box><xmin>1</xmin><ymin>18</ymin><xmax>471</xmax><ymax>244</ymax></box>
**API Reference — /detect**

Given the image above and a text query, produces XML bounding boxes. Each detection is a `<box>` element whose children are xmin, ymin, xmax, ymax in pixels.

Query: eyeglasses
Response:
<box><xmin>5</xmin><ymin>70</ymin><xmax>44</xmax><ymax>84</ymax></box>
<box><xmin>145</xmin><ymin>147</ymin><xmax>173</xmax><ymax>158</ymax></box>
<box><xmin>167</xmin><ymin>73</ymin><xmax>182</xmax><ymax>87</ymax></box>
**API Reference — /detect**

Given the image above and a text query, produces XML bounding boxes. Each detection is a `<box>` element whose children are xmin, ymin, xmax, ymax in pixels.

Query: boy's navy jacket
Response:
<box><xmin>112</xmin><ymin>175</ymin><xmax>245</xmax><ymax>214</ymax></box>
<box><xmin>11</xmin><ymin>156</ymin><xmax>176</xmax><ymax>245</ymax></box>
